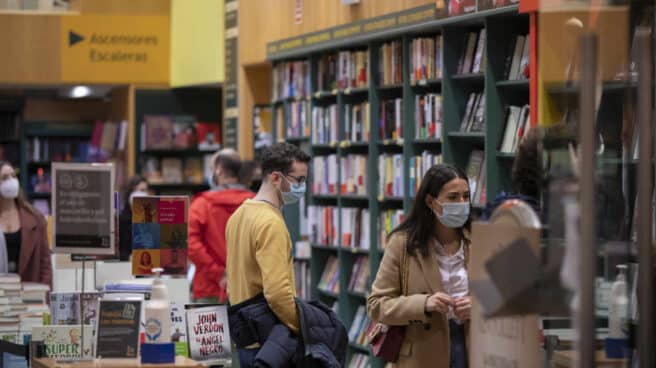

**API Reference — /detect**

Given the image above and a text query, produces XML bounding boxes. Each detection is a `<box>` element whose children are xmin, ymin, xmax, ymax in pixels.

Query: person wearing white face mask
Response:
<box><xmin>118</xmin><ymin>176</ymin><xmax>150</xmax><ymax>261</ymax></box>
<box><xmin>0</xmin><ymin>161</ymin><xmax>52</xmax><ymax>286</ymax></box>
<box><xmin>368</xmin><ymin>164</ymin><xmax>472</xmax><ymax>368</ymax></box>
<box><xmin>225</xmin><ymin>143</ymin><xmax>310</xmax><ymax>368</ymax></box>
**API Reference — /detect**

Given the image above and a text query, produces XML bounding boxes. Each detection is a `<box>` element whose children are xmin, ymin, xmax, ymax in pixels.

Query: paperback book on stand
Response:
<box><xmin>185</xmin><ymin>304</ymin><xmax>232</xmax><ymax>366</ymax></box>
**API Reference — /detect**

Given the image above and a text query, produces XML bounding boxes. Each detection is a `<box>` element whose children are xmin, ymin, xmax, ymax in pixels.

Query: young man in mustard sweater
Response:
<box><xmin>225</xmin><ymin>143</ymin><xmax>310</xmax><ymax>368</ymax></box>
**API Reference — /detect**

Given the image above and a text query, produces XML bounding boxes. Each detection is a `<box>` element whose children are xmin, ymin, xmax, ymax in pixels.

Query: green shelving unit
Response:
<box><xmin>269</xmin><ymin>6</ymin><xmax>529</xmax><ymax>366</ymax></box>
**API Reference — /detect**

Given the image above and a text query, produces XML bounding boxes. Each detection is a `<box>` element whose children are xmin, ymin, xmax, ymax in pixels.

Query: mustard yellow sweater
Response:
<box><xmin>226</xmin><ymin>199</ymin><xmax>298</xmax><ymax>332</ymax></box>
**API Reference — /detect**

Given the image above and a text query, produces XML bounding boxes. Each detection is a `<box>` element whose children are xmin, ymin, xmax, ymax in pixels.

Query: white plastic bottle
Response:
<box><xmin>144</xmin><ymin>268</ymin><xmax>171</xmax><ymax>343</ymax></box>
<box><xmin>608</xmin><ymin>264</ymin><xmax>629</xmax><ymax>339</ymax></box>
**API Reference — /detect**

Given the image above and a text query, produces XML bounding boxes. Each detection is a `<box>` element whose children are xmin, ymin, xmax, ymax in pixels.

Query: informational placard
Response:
<box><xmin>60</xmin><ymin>15</ymin><xmax>170</xmax><ymax>84</ymax></box>
<box><xmin>96</xmin><ymin>300</ymin><xmax>142</xmax><ymax>359</ymax></box>
<box><xmin>223</xmin><ymin>0</ymin><xmax>239</xmax><ymax>150</ymax></box>
<box><xmin>469</xmin><ymin>222</ymin><xmax>541</xmax><ymax>368</ymax></box>
<box><xmin>52</xmin><ymin>163</ymin><xmax>115</xmax><ymax>255</ymax></box>
<box><xmin>131</xmin><ymin>196</ymin><xmax>189</xmax><ymax>276</ymax></box>
<box><xmin>185</xmin><ymin>305</ymin><xmax>231</xmax><ymax>365</ymax></box>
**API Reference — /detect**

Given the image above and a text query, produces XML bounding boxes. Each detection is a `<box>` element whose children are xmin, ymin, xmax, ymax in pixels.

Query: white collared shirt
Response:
<box><xmin>435</xmin><ymin>240</ymin><xmax>468</xmax><ymax>323</ymax></box>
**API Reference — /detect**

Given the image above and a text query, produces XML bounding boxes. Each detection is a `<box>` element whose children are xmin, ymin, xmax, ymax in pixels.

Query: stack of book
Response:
<box><xmin>457</xmin><ymin>28</ymin><xmax>486</xmax><ymax>75</ymax></box>
<box><xmin>415</xmin><ymin>93</ymin><xmax>443</xmax><ymax>140</ymax></box>
<box><xmin>410</xmin><ymin>35</ymin><xmax>443</xmax><ymax>83</ymax></box>
<box><xmin>465</xmin><ymin>150</ymin><xmax>486</xmax><ymax>207</ymax></box>
<box><xmin>379</xmin><ymin>40</ymin><xmax>403</xmax><ymax>86</ymax></box>
<box><xmin>0</xmin><ymin>275</ymin><xmax>50</xmax><ymax>343</ymax></box>
<box><xmin>340</xmin><ymin>155</ymin><xmax>367</xmax><ymax>196</ymax></box>
<box><xmin>311</xmin><ymin>104</ymin><xmax>339</xmax><ymax>145</ymax></box>
<box><xmin>459</xmin><ymin>92</ymin><xmax>486</xmax><ymax>133</ymax></box>
<box><xmin>286</xmin><ymin>100</ymin><xmax>310</xmax><ymax>139</ymax></box>
<box><xmin>317</xmin><ymin>53</ymin><xmax>338</xmax><ymax>92</ymax></box>
<box><xmin>348</xmin><ymin>306</ymin><xmax>372</xmax><ymax>347</ymax></box>
<box><xmin>338</xmin><ymin>50</ymin><xmax>368</xmax><ymax>90</ymax></box>
<box><xmin>379</xmin><ymin>210</ymin><xmax>404</xmax><ymax>250</ymax></box>
<box><xmin>505</xmin><ymin>34</ymin><xmax>530</xmax><ymax>80</ymax></box>
<box><xmin>348</xmin><ymin>256</ymin><xmax>370</xmax><ymax>294</ymax></box>
<box><xmin>380</xmin><ymin>98</ymin><xmax>403</xmax><ymax>140</ymax></box>
<box><xmin>272</xmin><ymin>60</ymin><xmax>311</xmax><ymax>100</ymax></box>
<box><xmin>308</xmin><ymin>206</ymin><xmax>339</xmax><ymax>247</ymax></box>
<box><xmin>409</xmin><ymin>152</ymin><xmax>443</xmax><ymax>195</ymax></box>
<box><xmin>312</xmin><ymin>155</ymin><xmax>339</xmax><ymax>195</ymax></box>
<box><xmin>318</xmin><ymin>257</ymin><xmax>340</xmax><ymax>294</ymax></box>
<box><xmin>348</xmin><ymin>353</ymin><xmax>371</xmax><ymax>368</ymax></box>
<box><xmin>340</xmin><ymin>209</ymin><xmax>370</xmax><ymax>250</ymax></box>
<box><xmin>141</xmin><ymin>116</ymin><xmax>220</xmax><ymax>151</ymax></box>
<box><xmin>378</xmin><ymin>154</ymin><xmax>404</xmax><ymax>198</ymax></box>
<box><xmin>498</xmin><ymin>105</ymin><xmax>531</xmax><ymax>154</ymax></box>
<box><xmin>344</xmin><ymin>102</ymin><xmax>370</xmax><ymax>142</ymax></box>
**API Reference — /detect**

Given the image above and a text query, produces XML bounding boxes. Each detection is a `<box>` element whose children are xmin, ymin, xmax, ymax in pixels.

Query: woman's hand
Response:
<box><xmin>454</xmin><ymin>296</ymin><xmax>471</xmax><ymax>321</ymax></box>
<box><xmin>425</xmin><ymin>292</ymin><xmax>453</xmax><ymax>314</ymax></box>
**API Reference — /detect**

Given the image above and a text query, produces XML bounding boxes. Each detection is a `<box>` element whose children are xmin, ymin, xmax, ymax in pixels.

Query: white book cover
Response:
<box><xmin>509</xmin><ymin>35</ymin><xmax>526</xmax><ymax>80</ymax></box>
<box><xmin>186</xmin><ymin>305</ymin><xmax>232</xmax><ymax>365</ymax></box>
<box><xmin>501</xmin><ymin>106</ymin><xmax>522</xmax><ymax>153</ymax></box>
<box><xmin>32</xmin><ymin>325</ymin><xmax>95</xmax><ymax>360</ymax></box>
<box><xmin>170</xmin><ymin>302</ymin><xmax>187</xmax><ymax>343</ymax></box>
<box><xmin>472</xmin><ymin>29</ymin><xmax>487</xmax><ymax>73</ymax></box>
<box><xmin>518</xmin><ymin>36</ymin><xmax>530</xmax><ymax>79</ymax></box>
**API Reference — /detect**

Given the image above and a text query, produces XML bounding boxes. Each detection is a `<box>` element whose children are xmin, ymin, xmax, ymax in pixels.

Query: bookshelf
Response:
<box><xmin>134</xmin><ymin>87</ymin><xmax>222</xmax><ymax>196</ymax></box>
<box><xmin>269</xmin><ymin>5</ymin><xmax>531</xmax><ymax>366</ymax></box>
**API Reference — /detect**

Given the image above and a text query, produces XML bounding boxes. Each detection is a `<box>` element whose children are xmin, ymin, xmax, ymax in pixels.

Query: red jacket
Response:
<box><xmin>188</xmin><ymin>188</ymin><xmax>255</xmax><ymax>301</ymax></box>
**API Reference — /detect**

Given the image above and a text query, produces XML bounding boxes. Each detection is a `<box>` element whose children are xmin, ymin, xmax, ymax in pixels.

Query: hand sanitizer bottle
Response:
<box><xmin>608</xmin><ymin>264</ymin><xmax>628</xmax><ymax>339</ymax></box>
<box><xmin>144</xmin><ymin>268</ymin><xmax>171</xmax><ymax>343</ymax></box>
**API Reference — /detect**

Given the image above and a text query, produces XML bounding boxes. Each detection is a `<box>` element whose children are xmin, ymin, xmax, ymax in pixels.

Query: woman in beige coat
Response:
<box><xmin>368</xmin><ymin>164</ymin><xmax>472</xmax><ymax>368</ymax></box>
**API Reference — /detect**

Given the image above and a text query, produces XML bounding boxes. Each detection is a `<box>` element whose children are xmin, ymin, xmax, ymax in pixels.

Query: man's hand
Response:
<box><xmin>454</xmin><ymin>296</ymin><xmax>471</xmax><ymax>321</ymax></box>
<box><xmin>424</xmin><ymin>292</ymin><xmax>453</xmax><ymax>314</ymax></box>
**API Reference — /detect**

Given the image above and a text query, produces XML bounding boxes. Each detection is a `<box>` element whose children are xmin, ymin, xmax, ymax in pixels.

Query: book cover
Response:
<box><xmin>184</xmin><ymin>158</ymin><xmax>203</xmax><ymax>184</ymax></box>
<box><xmin>161</xmin><ymin>158</ymin><xmax>183</xmax><ymax>184</ymax></box>
<box><xmin>172</xmin><ymin>116</ymin><xmax>198</xmax><ymax>149</ymax></box>
<box><xmin>144</xmin><ymin>115</ymin><xmax>173</xmax><ymax>150</ymax></box>
<box><xmin>449</xmin><ymin>0</ymin><xmax>477</xmax><ymax>16</ymax></box>
<box><xmin>170</xmin><ymin>302</ymin><xmax>189</xmax><ymax>357</ymax></box>
<box><xmin>185</xmin><ymin>305</ymin><xmax>232</xmax><ymax>365</ymax></box>
<box><xmin>32</xmin><ymin>325</ymin><xmax>94</xmax><ymax>360</ymax></box>
<box><xmin>132</xmin><ymin>196</ymin><xmax>189</xmax><ymax>276</ymax></box>
<box><xmin>196</xmin><ymin>123</ymin><xmax>221</xmax><ymax>151</ymax></box>
<box><xmin>96</xmin><ymin>300</ymin><xmax>141</xmax><ymax>358</ymax></box>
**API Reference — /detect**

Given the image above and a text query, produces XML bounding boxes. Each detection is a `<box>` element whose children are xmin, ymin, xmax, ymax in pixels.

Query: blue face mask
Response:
<box><xmin>434</xmin><ymin>201</ymin><xmax>470</xmax><ymax>228</ymax></box>
<box><xmin>280</xmin><ymin>175</ymin><xmax>306</xmax><ymax>205</ymax></box>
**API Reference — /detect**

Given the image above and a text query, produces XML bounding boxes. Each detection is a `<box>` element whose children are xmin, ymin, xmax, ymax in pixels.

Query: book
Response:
<box><xmin>318</xmin><ymin>257</ymin><xmax>340</xmax><ymax>294</ymax></box>
<box><xmin>344</xmin><ymin>102</ymin><xmax>370</xmax><ymax>142</ymax></box>
<box><xmin>184</xmin><ymin>158</ymin><xmax>203</xmax><ymax>184</ymax></box>
<box><xmin>294</xmin><ymin>261</ymin><xmax>311</xmax><ymax>300</ymax></box>
<box><xmin>472</xmin><ymin>29</ymin><xmax>487</xmax><ymax>74</ymax></box>
<box><xmin>49</xmin><ymin>292</ymin><xmax>101</xmax><ymax>326</ymax></box>
<box><xmin>172</xmin><ymin>116</ymin><xmax>198</xmax><ymax>149</ymax></box>
<box><xmin>308</xmin><ymin>206</ymin><xmax>338</xmax><ymax>247</ymax></box>
<box><xmin>348</xmin><ymin>256</ymin><xmax>370</xmax><ymax>293</ymax></box>
<box><xmin>410</xmin><ymin>35</ymin><xmax>443</xmax><ymax>83</ymax></box>
<box><xmin>185</xmin><ymin>305</ymin><xmax>232</xmax><ymax>365</ymax></box>
<box><xmin>499</xmin><ymin>106</ymin><xmax>523</xmax><ymax>153</ymax></box>
<box><xmin>378</xmin><ymin>154</ymin><xmax>404</xmax><ymax>198</ymax></box>
<box><xmin>380</xmin><ymin>98</ymin><xmax>403</xmax><ymax>140</ymax></box>
<box><xmin>379</xmin><ymin>40</ymin><xmax>403</xmax><ymax>86</ymax></box>
<box><xmin>196</xmin><ymin>123</ymin><xmax>221</xmax><ymax>151</ymax></box>
<box><xmin>508</xmin><ymin>35</ymin><xmax>526</xmax><ymax>80</ymax></box>
<box><xmin>409</xmin><ymin>152</ymin><xmax>443</xmax><ymax>196</ymax></box>
<box><xmin>317</xmin><ymin>53</ymin><xmax>338</xmax><ymax>92</ymax></box>
<box><xmin>144</xmin><ymin>115</ymin><xmax>173</xmax><ymax>150</ymax></box>
<box><xmin>286</xmin><ymin>100</ymin><xmax>310</xmax><ymax>139</ymax></box>
<box><xmin>312</xmin><ymin>104</ymin><xmax>339</xmax><ymax>145</ymax></box>
<box><xmin>449</xmin><ymin>0</ymin><xmax>476</xmax><ymax>16</ymax></box>
<box><xmin>132</xmin><ymin>196</ymin><xmax>189</xmax><ymax>276</ymax></box>
<box><xmin>32</xmin><ymin>325</ymin><xmax>95</xmax><ymax>360</ymax></box>
<box><xmin>161</xmin><ymin>158</ymin><xmax>183</xmax><ymax>183</ymax></box>
<box><xmin>469</xmin><ymin>91</ymin><xmax>486</xmax><ymax>132</ymax></box>
<box><xmin>272</xmin><ymin>60</ymin><xmax>310</xmax><ymax>100</ymax></box>
<box><xmin>340</xmin><ymin>208</ymin><xmax>370</xmax><ymax>250</ymax></box>
<box><xmin>340</xmin><ymin>155</ymin><xmax>367</xmax><ymax>196</ymax></box>
<box><xmin>415</xmin><ymin>93</ymin><xmax>443</xmax><ymax>140</ymax></box>
<box><xmin>312</xmin><ymin>155</ymin><xmax>339</xmax><ymax>195</ymax></box>
<box><xmin>465</xmin><ymin>150</ymin><xmax>485</xmax><ymax>199</ymax></box>
<box><xmin>337</xmin><ymin>50</ymin><xmax>368</xmax><ymax>90</ymax></box>
<box><xmin>518</xmin><ymin>35</ymin><xmax>530</xmax><ymax>79</ymax></box>
<box><xmin>459</xmin><ymin>32</ymin><xmax>479</xmax><ymax>75</ymax></box>
<box><xmin>96</xmin><ymin>300</ymin><xmax>142</xmax><ymax>358</ymax></box>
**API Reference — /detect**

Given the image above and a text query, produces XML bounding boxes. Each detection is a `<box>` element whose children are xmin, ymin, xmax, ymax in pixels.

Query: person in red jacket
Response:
<box><xmin>188</xmin><ymin>149</ymin><xmax>255</xmax><ymax>303</ymax></box>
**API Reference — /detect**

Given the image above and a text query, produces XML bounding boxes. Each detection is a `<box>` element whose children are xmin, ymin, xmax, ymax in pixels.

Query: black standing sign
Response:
<box><xmin>52</xmin><ymin>163</ymin><xmax>115</xmax><ymax>255</ymax></box>
<box><xmin>96</xmin><ymin>300</ymin><xmax>142</xmax><ymax>358</ymax></box>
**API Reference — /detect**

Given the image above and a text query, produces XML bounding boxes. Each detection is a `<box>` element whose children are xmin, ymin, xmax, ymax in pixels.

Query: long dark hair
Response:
<box><xmin>0</xmin><ymin>160</ymin><xmax>40</xmax><ymax>218</ymax></box>
<box><xmin>389</xmin><ymin>163</ymin><xmax>471</xmax><ymax>257</ymax></box>
<box><xmin>122</xmin><ymin>175</ymin><xmax>148</xmax><ymax>208</ymax></box>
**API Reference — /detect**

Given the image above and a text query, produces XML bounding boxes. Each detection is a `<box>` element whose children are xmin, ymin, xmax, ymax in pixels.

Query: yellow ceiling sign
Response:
<box><xmin>61</xmin><ymin>15</ymin><xmax>170</xmax><ymax>84</ymax></box>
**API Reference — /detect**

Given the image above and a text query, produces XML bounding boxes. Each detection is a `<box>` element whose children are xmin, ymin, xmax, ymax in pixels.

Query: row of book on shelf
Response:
<box><xmin>348</xmin><ymin>353</ymin><xmax>371</xmax><ymax>368</ymax></box>
<box><xmin>310</xmin><ymin>102</ymin><xmax>371</xmax><ymax>144</ymax></box>
<box><xmin>460</xmin><ymin>92</ymin><xmax>486</xmax><ymax>133</ymax></box>
<box><xmin>465</xmin><ymin>150</ymin><xmax>487</xmax><ymax>207</ymax></box>
<box><xmin>316</xmin><ymin>255</ymin><xmax>370</xmax><ymax>296</ymax></box>
<box><xmin>410</xmin><ymin>35</ymin><xmax>443</xmax><ymax>83</ymax></box>
<box><xmin>312</xmin><ymin>151</ymin><xmax>443</xmax><ymax>198</ymax></box>
<box><xmin>499</xmin><ymin>104</ymin><xmax>531</xmax><ymax>154</ymax></box>
<box><xmin>458</xmin><ymin>29</ymin><xmax>486</xmax><ymax>75</ymax></box>
<box><xmin>141</xmin><ymin>156</ymin><xmax>212</xmax><ymax>185</ymax></box>
<box><xmin>141</xmin><ymin>115</ymin><xmax>221</xmax><ymax>152</ymax></box>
